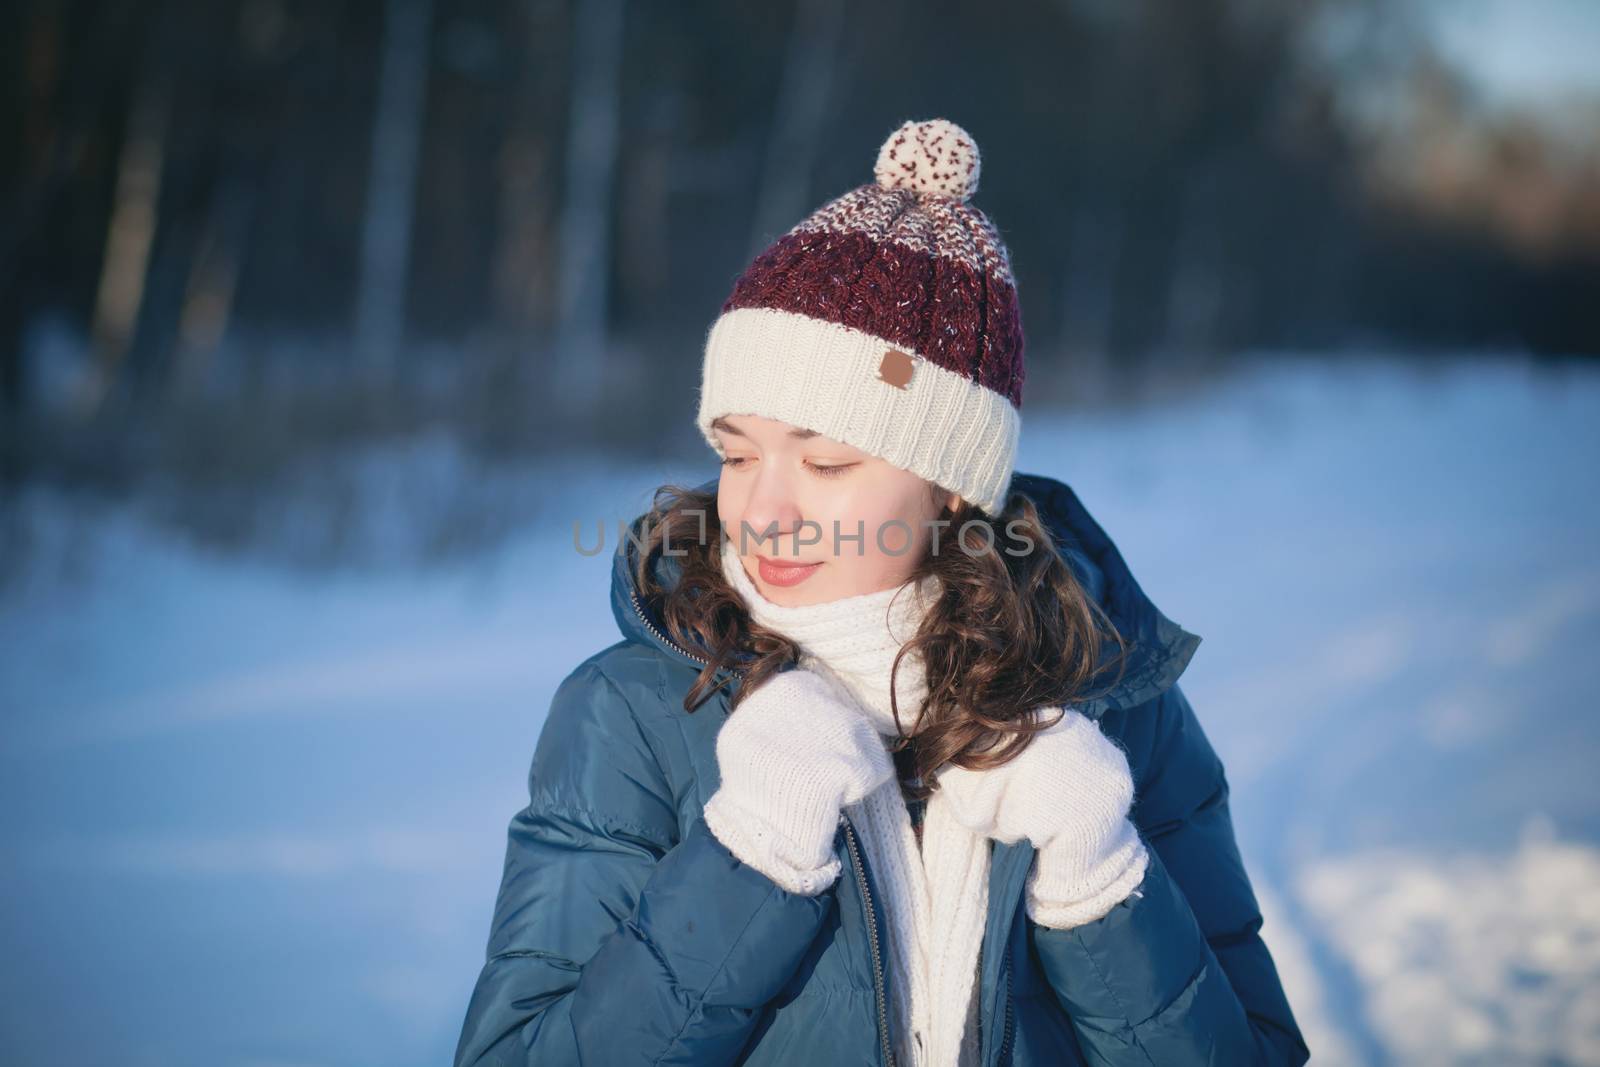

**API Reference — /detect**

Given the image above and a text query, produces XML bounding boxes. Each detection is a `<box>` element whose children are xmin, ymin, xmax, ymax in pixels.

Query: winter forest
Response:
<box><xmin>2</xmin><ymin>0</ymin><xmax>1598</xmax><ymax>1064</ymax></box>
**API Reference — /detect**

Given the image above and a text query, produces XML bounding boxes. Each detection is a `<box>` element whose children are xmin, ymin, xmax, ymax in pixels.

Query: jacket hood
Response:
<box><xmin>609</xmin><ymin>470</ymin><xmax>1201</xmax><ymax>718</ymax></box>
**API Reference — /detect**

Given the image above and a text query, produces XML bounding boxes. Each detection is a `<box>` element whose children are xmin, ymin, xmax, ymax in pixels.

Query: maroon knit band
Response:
<box><xmin>722</xmin><ymin>223</ymin><xmax>1026</xmax><ymax>408</ymax></box>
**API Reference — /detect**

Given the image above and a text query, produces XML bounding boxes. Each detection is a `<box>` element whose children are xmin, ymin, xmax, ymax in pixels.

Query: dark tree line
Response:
<box><xmin>3</xmin><ymin>0</ymin><xmax>1596</xmax><ymax>490</ymax></box>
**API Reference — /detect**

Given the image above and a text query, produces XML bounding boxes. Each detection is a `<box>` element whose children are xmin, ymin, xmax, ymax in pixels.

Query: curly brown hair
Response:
<box><xmin>630</xmin><ymin>480</ymin><xmax>1132</xmax><ymax>803</ymax></box>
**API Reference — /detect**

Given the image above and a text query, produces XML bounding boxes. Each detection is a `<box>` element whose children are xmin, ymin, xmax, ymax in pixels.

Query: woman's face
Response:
<box><xmin>712</xmin><ymin>414</ymin><xmax>961</xmax><ymax>606</ymax></box>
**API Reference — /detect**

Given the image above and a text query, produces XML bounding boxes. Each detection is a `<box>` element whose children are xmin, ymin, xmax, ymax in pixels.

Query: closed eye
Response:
<box><xmin>720</xmin><ymin>457</ymin><xmax>856</xmax><ymax>478</ymax></box>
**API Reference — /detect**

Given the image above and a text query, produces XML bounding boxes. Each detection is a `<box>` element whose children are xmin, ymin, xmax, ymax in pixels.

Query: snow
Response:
<box><xmin>2</xmin><ymin>351</ymin><xmax>1596</xmax><ymax>1065</ymax></box>
<box><xmin>1297</xmin><ymin>814</ymin><xmax>1600</xmax><ymax>1066</ymax></box>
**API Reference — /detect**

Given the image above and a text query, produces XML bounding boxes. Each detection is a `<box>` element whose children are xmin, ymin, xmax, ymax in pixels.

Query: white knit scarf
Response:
<box><xmin>720</xmin><ymin>536</ymin><xmax>991</xmax><ymax>1067</ymax></box>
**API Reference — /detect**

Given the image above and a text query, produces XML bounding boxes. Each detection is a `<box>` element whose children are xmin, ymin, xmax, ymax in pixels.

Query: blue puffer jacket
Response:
<box><xmin>454</xmin><ymin>471</ymin><xmax>1309</xmax><ymax>1066</ymax></box>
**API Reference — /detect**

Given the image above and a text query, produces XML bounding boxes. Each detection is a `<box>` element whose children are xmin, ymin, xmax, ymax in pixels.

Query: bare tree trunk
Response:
<box><xmin>552</xmin><ymin>0</ymin><xmax>625</xmax><ymax>416</ymax></box>
<box><xmin>78</xmin><ymin>11</ymin><xmax>172</xmax><ymax>420</ymax></box>
<box><xmin>1</xmin><ymin>0</ymin><xmax>68</xmax><ymax>420</ymax></box>
<box><xmin>490</xmin><ymin>0</ymin><xmax>564</xmax><ymax>341</ymax></box>
<box><xmin>354</xmin><ymin>0</ymin><xmax>433</xmax><ymax>387</ymax></box>
<box><xmin>173</xmin><ymin>177</ymin><xmax>254</xmax><ymax>398</ymax></box>
<box><xmin>1056</xmin><ymin>202</ymin><xmax>1122</xmax><ymax>406</ymax></box>
<box><xmin>1160</xmin><ymin>160</ymin><xmax>1226</xmax><ymax>370</ymax></box>
<box><xmin>747</xmin><ymin>0</ymin><xmax>846</xmax><ymax>260</ymax></box>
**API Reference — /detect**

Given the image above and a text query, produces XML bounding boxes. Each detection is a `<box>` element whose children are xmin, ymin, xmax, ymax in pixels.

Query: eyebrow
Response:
<box><xmin>710</xmin><ymin>417</ymin><xmax>819</xmax><ymax>440</ymax></box>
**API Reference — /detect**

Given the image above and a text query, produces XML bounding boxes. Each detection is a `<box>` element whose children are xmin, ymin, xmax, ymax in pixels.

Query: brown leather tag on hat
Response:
<box><xmin>878</xmin><ymin>348</ymin><xmax>915</xmax><ymax>389</ymax></box>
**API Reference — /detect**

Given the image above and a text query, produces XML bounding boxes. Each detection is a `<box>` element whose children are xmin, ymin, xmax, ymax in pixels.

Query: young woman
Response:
<box><xmin>454</xmin><ymin>119</ymin><xmax>1308</xmax><ymax>1066</ymax></box>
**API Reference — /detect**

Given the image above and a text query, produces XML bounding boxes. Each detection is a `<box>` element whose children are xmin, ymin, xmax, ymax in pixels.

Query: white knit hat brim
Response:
<box><xmin>697</xmin><ymin>306</ymin><xmax>1019</xmax><ymax>517</ymax></box>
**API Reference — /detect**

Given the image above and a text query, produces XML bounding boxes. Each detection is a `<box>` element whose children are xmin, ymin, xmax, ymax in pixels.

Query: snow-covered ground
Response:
<box><xmin>1</xmin><ymin>352</ymin><xmax>1596</xmax><ymax>1066</ymax></box>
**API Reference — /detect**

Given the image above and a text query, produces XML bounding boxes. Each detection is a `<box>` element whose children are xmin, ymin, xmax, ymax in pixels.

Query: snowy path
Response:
<box><xmin>2</xmin><ymin>354</ymin><xmax>1596</xmax><ymax>1065</ymax></box>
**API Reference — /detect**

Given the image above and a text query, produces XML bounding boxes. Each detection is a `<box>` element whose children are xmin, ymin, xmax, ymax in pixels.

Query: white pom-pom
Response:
<box><xmin>874</xmin><ymin>118</ymin><xmax>981</xmax><ymax>202</ymax></box>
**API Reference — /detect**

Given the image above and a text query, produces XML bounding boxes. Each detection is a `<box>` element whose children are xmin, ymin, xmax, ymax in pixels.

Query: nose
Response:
<box><xmin>737</xmin><ymin>468</ymin><xmax>806</xmax><ymax>554</ymax></box>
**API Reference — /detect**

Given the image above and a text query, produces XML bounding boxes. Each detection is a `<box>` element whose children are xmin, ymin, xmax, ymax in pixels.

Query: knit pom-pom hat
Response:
<box><xmin>697</xmin><ymin>118</ymin><xmax>1026</xmax><ymax>518</ymax></box>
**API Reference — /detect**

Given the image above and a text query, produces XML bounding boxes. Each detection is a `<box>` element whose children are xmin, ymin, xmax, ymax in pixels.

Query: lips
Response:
<box><xmin>756</xmin><ymin>554</ymin><xmax>823</xmax><ymax>588</ymax></box>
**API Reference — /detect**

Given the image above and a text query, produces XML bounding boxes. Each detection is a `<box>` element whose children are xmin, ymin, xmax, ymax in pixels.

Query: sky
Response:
<box><xmin>1421</xmin><ymin>0</ymin><xmax>1600</xmax><ymax>108</ymax></box>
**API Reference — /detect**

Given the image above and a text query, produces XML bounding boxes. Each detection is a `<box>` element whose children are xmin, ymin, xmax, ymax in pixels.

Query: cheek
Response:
<box><xmin>824</xmin><ymin>498</ymin><xmax>924</xmax><ymax>559</ymax></box>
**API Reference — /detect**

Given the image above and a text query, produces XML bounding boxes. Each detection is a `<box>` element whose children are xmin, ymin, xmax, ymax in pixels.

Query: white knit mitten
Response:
<box><xmin>702</xmin><ymin>665</ymin><xmax>895</xmax><ymax>895</ymax></box>
<box><xmin>934</xmin><ymin>706</ymin><xmax>1150</xmax><ymax>927</ymax></box>
<box><xmin>1027</xmin><ymin>815</ymin><xmax>1149</xmax><ymax>928</ymax></box>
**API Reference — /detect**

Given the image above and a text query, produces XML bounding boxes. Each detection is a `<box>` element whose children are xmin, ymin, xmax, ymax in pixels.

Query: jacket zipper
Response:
<box><xmin>997</xmin><ymin>936</ymin><xmax>1015</xmax><ymax>1066</ymax></box>
<box><xmin>843</xmin><ymin>817</ymin><xmax>896</xmax><ymax>1067</ymax></box>
<box><xmin>629</xmin><ymin>585</ymin><xmax>735</xmax><ymax>674</ymax></box>
<box><xmin>628</xmin><ymin>585</ymin><xmax>709</xmax><ymax>666</ymax></box>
